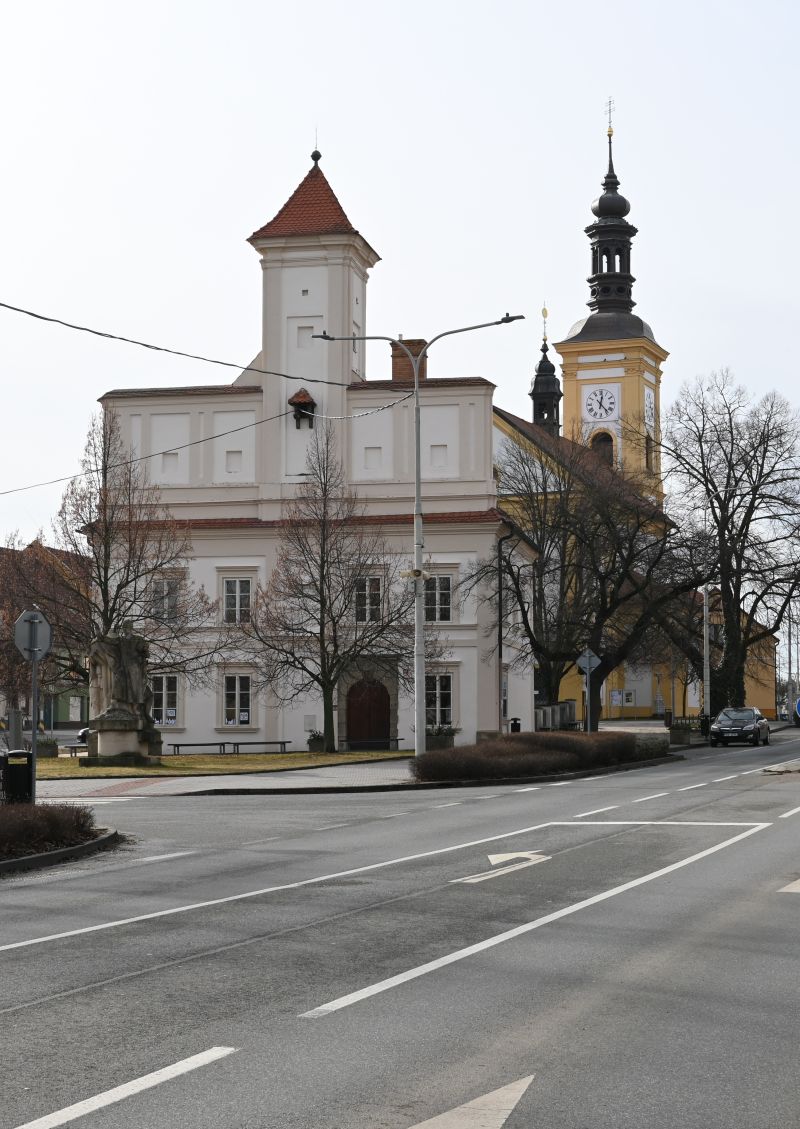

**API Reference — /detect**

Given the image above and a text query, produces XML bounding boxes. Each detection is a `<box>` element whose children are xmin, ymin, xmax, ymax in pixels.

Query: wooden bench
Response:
<box><xmin>167</xmin><ymin>741</ymin><xmax>227</xmax><ymax>755</ymax></box>
<box><xmin>226</xmin><ymin>740</ymin><xmax>292</xmax><ymax>755</ymax></box>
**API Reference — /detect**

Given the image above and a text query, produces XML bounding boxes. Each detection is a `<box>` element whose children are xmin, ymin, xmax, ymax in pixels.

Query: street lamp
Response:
<box><xmin>315</xmin><ymin>314</ymin><xmax>524</xmax><ymax>756</ymax></box>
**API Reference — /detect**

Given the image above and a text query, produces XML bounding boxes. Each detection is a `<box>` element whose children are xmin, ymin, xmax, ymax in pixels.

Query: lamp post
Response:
<box><xmin>315</xmin><ymin>314</ymin><xmax>524</xmax><ymax>757</ymax></box>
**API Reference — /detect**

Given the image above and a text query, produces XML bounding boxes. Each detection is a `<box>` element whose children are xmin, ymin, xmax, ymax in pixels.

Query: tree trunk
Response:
<box><xmin>584</xmin><ymin>671</ymin><xmax>604</xmax><ymax>732</ymax></box>
<box><xmin>322</xmin><ymin>687</ymin><xmax>337</xmax><ymax>753</ymax></box>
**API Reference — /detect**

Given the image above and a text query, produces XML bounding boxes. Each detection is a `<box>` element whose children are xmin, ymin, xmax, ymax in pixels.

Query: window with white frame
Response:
<box><xmin>223</xmin><ymin>674</ymin><xmax>251</xmax><ymax>726</ymax></box>
<box><xmin>223</xmin><ymin>577</ymin><xmax>251</xmax><ymax>623</ymax></box>
<box><xmin>151</xmin><ymin>577</ymin><xmax>179</xmax><ymax>622</ymax></box>
<box><xmin>424</xmin><ymin>575</ymin><xmax>452</xmax><ymax>622</ymax></box>
<box><xmin>355</xmin><ymin>576</ymin><xmax>382</xmax><ymax>623</ymax></box>
<box><xmin>151</xmin><ymin>674</ymin><xmax>179</xmax><ymax>727</ymax></box>
<box><xmin>425</xmin><ymin>672</ymin><xmax>453</xmax><ymax>728</ymax></box>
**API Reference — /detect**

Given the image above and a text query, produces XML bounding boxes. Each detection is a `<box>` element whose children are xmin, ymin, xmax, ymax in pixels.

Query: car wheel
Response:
<box><xmin>764</xmin><ymin>729</ymin><xmax>770</xmax><ymax>745</ymax></box>
<box><xmin>751</xmin><ymin>732</ymin><xmax>760</xmax><ymax>746</ymax></box>
<box><xmin>709</xmin><ymin>738</ymin><xmax>718</xmax><ymax>747</ymax></box>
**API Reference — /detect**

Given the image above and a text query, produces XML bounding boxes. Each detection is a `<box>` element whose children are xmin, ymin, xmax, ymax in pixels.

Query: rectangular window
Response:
<box><xmin>426</xmin><ymin>673</ymin><xmax>453</xmax><ymax>727</ymax></box>
<box><xmin>151</xmin><ymin>674</ymin><xmax>178</xmax><ymax>727</ymax></box>
<box><xmin>224</xmin><ymin>674</ymin><xmax>251</xmax><ymax>726</ymax></box>
<box><xmin>355</xmin><ymin>576</ymin><xmax>382</xmax><ymax>622</ymax></box>
<box><xmin>151</xmin><ymin>577</ymin><xmax>179</xmax><ymax>622</ymax></box>
<box><xmin>224</xmin><ymin>578</ymin><xmax>251</xmax><ymax>623</ymax></box>
<box><xmin>424</xmin><ymin>575</ymin><xmax>452</xmax><ymax>622</ymax></box>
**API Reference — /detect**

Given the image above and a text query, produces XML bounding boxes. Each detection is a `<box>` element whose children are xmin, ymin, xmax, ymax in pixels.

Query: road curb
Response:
<box><xmin>180</xmin><ymin>753</ymin><xmax>685</xmax><ymax>796</ymax></box>
<box><xmin>0</xmin><ymin>829</ymin><xmax>121</xmax><ymax>877</ymax></box>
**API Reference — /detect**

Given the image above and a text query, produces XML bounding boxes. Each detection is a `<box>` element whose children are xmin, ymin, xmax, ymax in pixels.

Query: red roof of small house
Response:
<box><xmin>249</xmin><ymin>161</ymin><xmax>358</xmax><ymax>242</ymax></box>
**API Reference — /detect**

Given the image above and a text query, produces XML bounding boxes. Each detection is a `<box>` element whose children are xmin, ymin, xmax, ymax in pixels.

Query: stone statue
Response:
<box><xmin>89</xmin><ymin>621</ymin><xmax>150</xmax><ymax>721</ymax></box>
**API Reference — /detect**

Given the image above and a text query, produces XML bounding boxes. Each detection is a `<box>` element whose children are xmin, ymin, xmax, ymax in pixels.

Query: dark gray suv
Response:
<box><xmin>709</xmin><ymin>707</ymin><xmax>770</xmax><ymax>747</ymax></box>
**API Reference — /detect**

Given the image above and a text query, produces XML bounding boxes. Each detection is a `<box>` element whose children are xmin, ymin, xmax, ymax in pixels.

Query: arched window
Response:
<box><xmin>591</xmin><ymin>432</ymin><xmax>614</xmax><ymax>465</ymax></box>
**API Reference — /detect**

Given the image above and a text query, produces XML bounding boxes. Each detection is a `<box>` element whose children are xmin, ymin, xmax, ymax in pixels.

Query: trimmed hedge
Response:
<box><xmin>411</xmin><ymin>730</ymin><xmax>647</xmax><ymax>782</ymax></box>
<box><xmin>0</xmin><ymin>803</ymin><xmax>97</xmax><ymax>860</ymax></box>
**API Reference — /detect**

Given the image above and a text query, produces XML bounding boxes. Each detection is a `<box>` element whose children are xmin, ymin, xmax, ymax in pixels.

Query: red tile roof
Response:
<box><xmin>249</xmin><ymin>163</ymin><xmax>358</xmax><ymax>242</ymax></box>
<box><xmin>287</xmin><ymin>387</ymin><xmax>316</xmax><ymax>406</ymax></box>
<box><xmin>178</xmin><ymin>510</ymin><xmax>507</xmax><ymax>531</ymax></box>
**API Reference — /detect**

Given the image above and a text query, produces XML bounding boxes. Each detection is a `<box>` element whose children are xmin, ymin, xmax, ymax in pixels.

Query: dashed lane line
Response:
<box><xmin>432</xmin><ymin>802</ymin><xmax>462</xmax><ymax>808</ymax></box>
<box><xmin>779</xmin><ymin>805</ymin><xmax>800</xmax><ymax>819</ymax></box>
<box><xmin>514</xmin><ymin>787</ymin><xmax>540</xmax><ymax>792</ymax></box>
<box><xmin>10</xmin><ymin>1046</ymin><xmax>237</xmax><ymax>1129</ymax></box>
<box><xmin>630</xmin><ymin>792</ymin><xmax>670</xmax><ymax>803</ymax></box>
<box><xmin>677</xmin><ymin>783</ymin><xmax>709</xmax><ymax>791</ymax></box>
<box><xmin>712</xmin><ymin>775</ymin><xmax>739</xmax><ymax>782</ymax></box>
<box><xmin>574</xmin><ymin>805</ymin><xmax>618</xmax><ymax>818</ymax></box>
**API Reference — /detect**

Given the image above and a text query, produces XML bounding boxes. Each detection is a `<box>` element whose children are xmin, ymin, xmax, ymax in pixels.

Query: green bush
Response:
<box><xmin>0</xmin><ymin>803</ymin><xmax>96</xmax><ymax>860</ymax></box>
<box><xmin>411</xmin><ymin>730</ymin><xmax>642</xmax><ymax>782</ymax></box>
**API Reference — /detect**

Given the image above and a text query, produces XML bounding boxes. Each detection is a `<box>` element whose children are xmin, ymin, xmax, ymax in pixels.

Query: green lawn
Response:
<box><xmin>36</xmin><ymin>750</ymin><xmax>412</xmax><ymax>779</ymax></box>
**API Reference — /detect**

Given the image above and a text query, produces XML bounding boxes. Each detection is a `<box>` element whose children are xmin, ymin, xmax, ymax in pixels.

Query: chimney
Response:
<box><xmin>391</xmin><ymin>339</ymin><xmax>428</xmax><ymax>382</ymax></box>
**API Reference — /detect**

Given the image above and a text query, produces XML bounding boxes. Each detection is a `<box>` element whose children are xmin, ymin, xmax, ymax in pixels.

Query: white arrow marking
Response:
<box><xmin>407</xmin><ymin>1075</ymin><xmax>535</xmax><ymax>1128</ymax></box>
<box><xmin>452</xmin><ymin>852</ymin><xmax>550</xmax><ymax>884</ymax></box>
<box><xmin>779</xmin><ymin>878</ymin><xmax>800</xmax><ymax>892</ymax></box>
<box><xmin>408</xmin><ymin>1070</ymin><xmax>532</xmax><ymax>1124</ymax></box>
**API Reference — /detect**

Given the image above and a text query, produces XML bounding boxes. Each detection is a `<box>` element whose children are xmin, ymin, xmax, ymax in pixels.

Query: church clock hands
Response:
<box><xmin>586</xmin><ymin>387</ymin><xmax>617</xmax><ymax>420</ymax></box>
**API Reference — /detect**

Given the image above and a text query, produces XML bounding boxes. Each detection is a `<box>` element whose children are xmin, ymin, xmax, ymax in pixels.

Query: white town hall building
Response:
<box><xmin>102</xmin><ymin>151</ymin><xmax>537</xmax><ymax>751</ymax></box>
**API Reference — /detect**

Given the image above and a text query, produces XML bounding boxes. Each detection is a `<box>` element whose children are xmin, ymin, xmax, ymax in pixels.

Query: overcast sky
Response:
<box><xmin>1</xmin><ymin>0</ymin><xmax>798</xmax><ymax>541</ymax></box>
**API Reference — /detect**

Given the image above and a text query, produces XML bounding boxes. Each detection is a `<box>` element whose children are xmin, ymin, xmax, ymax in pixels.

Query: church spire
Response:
<box><xmin>529</xmin><ymin>306</ymin><xmax>562</xmax><ymax>436</ymax></box>
<box><xmin>584</xmin><ymin>125</ymin><xmax>638</xmax><ymax>315</ymax></box>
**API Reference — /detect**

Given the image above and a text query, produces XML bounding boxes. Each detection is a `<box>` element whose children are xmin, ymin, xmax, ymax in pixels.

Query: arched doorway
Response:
<box><xmin>346</xmin><ymin>679</ymin><xmax>390</xmax><ymax>750</ymax></box>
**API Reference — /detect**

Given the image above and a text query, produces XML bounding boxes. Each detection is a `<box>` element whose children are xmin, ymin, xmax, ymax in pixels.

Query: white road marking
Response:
<box><xmin>514</xmin><ymin>786</ymin><xmax>539</xmax><ymax>792</ymax></box>
<box><xmin>475</xmin><ymin>795</ymin><xmax>499</xmax><ymax>800</ymax></box>
<box><xmin>302</xmin><ymin>821</ymin><xmax>769</xmax><ymax>1017</ymax></box>
<box><xmin>312</xmin><ymin>823</ymin><xmax>350</xmax><ymax>831</ymax></box>
<box><xmin>240</xmin><ymin>836</ymin><xmax>281</xmax><ymax>845</ymax></box>
<box><xmin>574</xmin><ymin>805</ymin><xmax>618</xmax><ymax>818</ymax></box>
<box><xmin>779</xmin><ymin>878</ymin><xmax>800</xmax><ymax>892</ymax></box>
<box><xmin>0</xmin><ymin>820</ymin><xmax>553</xmax><ymax>953</ymax></box>
<box><xmin>10</xmin><ymin>1046</ymin><xmax>237</xmax><ymax>1129</ymax></box>
<box><xmin>129</xmin><ymin>851</ymin><xmax>196</xmax><ymax>865</ymax></box>
<box><xmin>740</xmin><ymin>767</ymin><xmax>765</xmax><ymax>775</ymax></box>
<box><xmin>433</xmin><ymin>802</ymin><xmax>462</xmax><ymax>808</ymax></box>
<box><xmin>381</xmin><ymin>812</ymin><xmax>411</xmax><ymax>819</ymax></box>
<box><xmin>547</xmin><ymin>781</ymin><xmax>569</xmax><ymax>786</ymax></box>
<box><xmin>407</xmin><ymin>1074</ymin><xmax>535</xmax><ymax>1128</ymax></box>
<box><xmin>41</xmin><ymin>797</ymin><xmax>137</xmax><ymax>804</ymax></box>
<box><xmin>631</xmin><ymin>792</ymin><xmax>670</xmax><ymax>803</ymax></box>
<box><xmin>712</xmin><ymin>775</ymin><xmax>739</xmax><ymax>782</ymax></box>
<box><xmin>452</xmin><ymin>853</ymin><xmax>550</xmax><ymax>884</ymax></box>
<box><xmin>779</xmin><ymin>805</ymin><xmax>800</xmax><ymax>819</ymax></box>
<box><xmin>677</xmin><ymin>783</ymin><xmax>708</xmax><ymax>791</ymax></box>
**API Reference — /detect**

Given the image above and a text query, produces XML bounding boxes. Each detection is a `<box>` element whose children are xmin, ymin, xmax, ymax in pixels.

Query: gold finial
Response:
<box><xmin>541</xmin><ymin>303</ymin><xmax>548</xmax><ymax>342</ymax></box>
<box><xmin>605</xmin><ymin>96</ymin><xmax>615</xmax><ymax>137</ymax></box>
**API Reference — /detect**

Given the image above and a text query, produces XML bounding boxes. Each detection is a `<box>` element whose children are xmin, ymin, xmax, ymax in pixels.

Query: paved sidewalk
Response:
<box><xmin>37</xmin><ymin>757</ymin><xmax>416</xmax><ymax>799</ymax></box>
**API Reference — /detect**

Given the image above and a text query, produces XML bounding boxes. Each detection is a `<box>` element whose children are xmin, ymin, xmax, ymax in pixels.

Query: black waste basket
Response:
<box><xmin>509</xmin><ymin>717</ymin><xmax>522</xmax><ymax>733</ymax></box>
<box><xmin>663</xmin><ymin>709</ymin><xmax>673</xmax><ymax>728</ymax></box>
<box><xmin>0</xmin><ymin>750</ymin><xmax>34</xmax><ymax>804</ymax></box>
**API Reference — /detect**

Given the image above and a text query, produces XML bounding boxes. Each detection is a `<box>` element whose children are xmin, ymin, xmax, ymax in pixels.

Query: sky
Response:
<box><xmin>1</xmin><ymin>0</ymin><xmax>798</xmax><ymax>544</ymax></box>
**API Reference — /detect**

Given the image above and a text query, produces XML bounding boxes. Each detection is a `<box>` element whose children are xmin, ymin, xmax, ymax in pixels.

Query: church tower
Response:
<box><xmin>529</xmin><ymin>308</ymin><xmax>563</xmax><ymax>437</ymax></box>
<box><xmin>247</xmin><ymin>151</ymin><xmax>380</xmax><ymax>487</ymax></box>
<box><xmin>554</xmin><ymin>128</ymin><xmax>668</xmax><ymax>492</ymax></box>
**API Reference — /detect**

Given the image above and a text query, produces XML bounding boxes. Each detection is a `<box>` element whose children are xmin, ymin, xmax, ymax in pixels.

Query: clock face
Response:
<box><xmin>585</xmin><ymin>387</ymin><xmax>617</xmax><ymax>420</ymax></box>
<box><xmin>644</xmin><ymin>387</ymin><xmax>655</xmax><ymax>427</ymax></box>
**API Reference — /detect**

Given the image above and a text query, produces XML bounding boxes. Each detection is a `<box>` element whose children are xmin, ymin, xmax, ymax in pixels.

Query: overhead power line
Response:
<box><xmin>0</xmin><ymin>300</ymin><xmax>355</xmax><ymax>388</ymax></box>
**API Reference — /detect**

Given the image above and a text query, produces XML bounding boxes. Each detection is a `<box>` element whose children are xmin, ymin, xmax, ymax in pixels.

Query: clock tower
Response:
<box><xmin>554</xmin><ymin>127</ymin><xmax>667</xmax><ymax>493</ymax></box>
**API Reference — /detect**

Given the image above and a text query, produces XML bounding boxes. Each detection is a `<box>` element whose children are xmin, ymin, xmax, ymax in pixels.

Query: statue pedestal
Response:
<box><xmin>86</xmin><ymin>711</ymin><xmax>162</xmax><ymax>766</ymax></box>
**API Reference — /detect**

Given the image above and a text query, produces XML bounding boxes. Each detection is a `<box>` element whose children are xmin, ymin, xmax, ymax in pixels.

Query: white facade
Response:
<box><xmin>101</xmin><ymin>157</ymin><xmax>534</xmax><ymax>751</ymax></box>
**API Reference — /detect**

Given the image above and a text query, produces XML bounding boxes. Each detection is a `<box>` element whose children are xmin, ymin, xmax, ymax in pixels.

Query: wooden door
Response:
<box><xmin>346</xmin><ymin>679</ymin><xmax>390</xmax><ymax>750</ymax></box>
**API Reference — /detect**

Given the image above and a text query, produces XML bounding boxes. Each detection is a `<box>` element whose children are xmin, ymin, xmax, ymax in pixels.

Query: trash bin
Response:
<box><xmin>0</xmin><ymin>750</ymin><xmax>34</xmax><ymax>804</ymax></box>
<box><xmin>663</xmin><ymin>709</ymin><xmax>673</xmax><ymax>728</ymax></box>
<box><xmin>509</xmin><ymin>717</ymin><xmax>521</xmax><ymax>733</ymax></box>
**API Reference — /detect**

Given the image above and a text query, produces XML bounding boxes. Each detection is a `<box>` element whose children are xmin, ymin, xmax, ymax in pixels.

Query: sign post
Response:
<box><xmin>576</xmin><ymin>648</ymin><xmax>601</xmax><ymax>733</ymax></box>
<box><xmin>14</xmin><ymin>609</ymin><xmax>53</xmax><ymax>803</ymax></box>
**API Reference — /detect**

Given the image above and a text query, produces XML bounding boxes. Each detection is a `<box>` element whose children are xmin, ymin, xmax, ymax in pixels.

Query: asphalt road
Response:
<box><xmin>2</xmin><ymin>734</ymin><xmax>800</xmax><ymax>1128</ymax></box>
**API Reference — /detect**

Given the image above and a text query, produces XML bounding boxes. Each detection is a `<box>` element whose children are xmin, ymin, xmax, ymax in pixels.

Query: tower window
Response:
<box><xmin>591</xmin><ymin>432</ymin><xmax>614</xmax><ymax>465</ymax></box>
<box><xmin>645</xmin><ymin>433</ymin><xmax>654</xmax><ymax>472</ymax></box>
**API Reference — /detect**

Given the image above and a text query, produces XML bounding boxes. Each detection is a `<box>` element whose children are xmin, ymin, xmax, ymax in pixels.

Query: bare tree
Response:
<box><xmin>241</xmin><ymin>423</ymin><xmax>419</xmax><ymax>752</ymax></box>
<box><xmin>466</xmin><ymin>427</ymin><xmax>704</xmax><ymax>728</ymax></box>
<box><xmin>659</xmin><ymin>372</ymin><xmax>800</xmax><ymax>711</ymax></box>
<box><xmin>4</xmin><ymin>410</ymin><xmax>221</xmax><ymax>702</ymax></box>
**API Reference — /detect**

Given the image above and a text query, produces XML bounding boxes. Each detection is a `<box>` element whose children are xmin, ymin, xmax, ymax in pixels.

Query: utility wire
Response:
<box><xmin>0</xmin><ymin>300</ymin><xmax>354</xmax><ymax>388</ymax></box>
